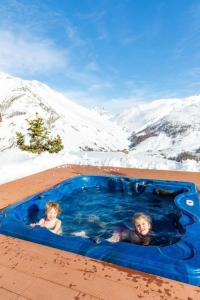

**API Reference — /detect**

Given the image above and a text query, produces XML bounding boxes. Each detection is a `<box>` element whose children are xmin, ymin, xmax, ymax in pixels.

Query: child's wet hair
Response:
<box><xmin>132</xmin><ymin>212</ymin><xmax>152</xmax><ymax>225</ymax></box>
<box><xmin>45</xmin><ymin>201</ymin><xmax>61</xmax><ymax>214</ymax></box>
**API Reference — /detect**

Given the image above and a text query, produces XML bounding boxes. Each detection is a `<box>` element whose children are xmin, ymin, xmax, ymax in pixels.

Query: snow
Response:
<box><xmin>1</xmin><ymin>72</ymin><xmax>200</xmax><ymax>185</ymax></box>
<box><xmin>1</xmin><ymin>147</ymin><xmax>200</xmax><ymax>185</ymax></box>
<box><xmin>116</xmin><ymin>96</ymin><xmax>200</xmax><ymax>132</ymax></box>
<box><xmin>0</xmin><ymin>72</ymin><xmax>129</xmax><ymax>152</ymax></box>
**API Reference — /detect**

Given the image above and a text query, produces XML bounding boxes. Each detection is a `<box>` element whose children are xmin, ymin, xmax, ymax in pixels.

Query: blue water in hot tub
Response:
<box><xmin>0</xmin><ymin>175</ymin><xmax>200</xmax><ymax>285</ymax></box>
<box><xmin>26</xmin><ymin>187</ymin><xmax>183</xmax><ymax>246</ymax></box>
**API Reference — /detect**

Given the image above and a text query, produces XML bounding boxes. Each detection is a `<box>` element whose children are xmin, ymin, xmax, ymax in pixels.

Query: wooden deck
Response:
<box><xmin>0</xmin><ymin>165</ymin><xmax>200</xmax><ymax>300</ymax></box>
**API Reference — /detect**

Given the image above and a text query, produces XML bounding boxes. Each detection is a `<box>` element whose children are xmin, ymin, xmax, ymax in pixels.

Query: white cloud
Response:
<box><xmin>64</xmin><ymin>24</ymin><xmax>84</xmax><ymax>47</ymax></box>
<box><xmin>88</xmin><ymin>82</ymin><xmax>112</xmax><ymax>91</ymax></box>
<box><xmin>62</xmin><ymin>90</ymin><xmax>138</xmax><ymax>114</ymax></box>
<box><xmin>86</xmin><ymin>62</ymin><xmax>100</xmax><ymax>72</ymax></box>
<box><xmin>0</xmin><ymin>30</ymin><xmax>68</xmax><ymax>75</ymax></box>
<box><xmin>103</xmin><ymin>97</ymin><xmax>140</xmax><ymax>114</ymax></box>
<box><xmin>62</xmin><ymin>90</ymin><xmax>100</xmax><ymax>108</ymax></box>
<box><xmin>120</xmin><ymin>33</ymin><xmax>144</xmax><ymax>46</ymax></box>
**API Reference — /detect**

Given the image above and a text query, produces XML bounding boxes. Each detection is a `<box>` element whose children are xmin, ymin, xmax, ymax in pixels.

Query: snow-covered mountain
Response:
<box><xmin>1</xmin><ymin>71</ymin><xmax>200</xmax><ymax>184</ymax></box>
<box><xmin>117</xmin><ymin>97</ymin><xmax>200</xmax><ymax>163</ymax></box>
<box><xmin>0</xmin><ymin>72</ymin><xmax>129</xmax><ymax>152</ymax></box>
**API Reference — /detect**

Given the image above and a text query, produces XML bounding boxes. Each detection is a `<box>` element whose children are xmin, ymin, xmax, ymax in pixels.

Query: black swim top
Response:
<box><xmin>119</xmin><ymin>228</ymin><xmax>151</xmax><ymax>246</ymax></box>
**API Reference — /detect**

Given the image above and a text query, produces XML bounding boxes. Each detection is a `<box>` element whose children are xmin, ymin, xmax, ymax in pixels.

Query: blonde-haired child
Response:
<box><xmin>107</xmin><ymin>212</ymin><xmax>152</xmax><ymax>245</ymax></box>
<box><xmin>30</xmin><ymin>201</ymin><xmax>62</xmax><ymax>235</ymax></box>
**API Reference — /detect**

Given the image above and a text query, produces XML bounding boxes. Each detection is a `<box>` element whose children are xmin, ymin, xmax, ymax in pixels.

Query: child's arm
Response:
<box><xmin>30</xmin><ymin>218</ymin><xmax>45</xmax><ymax>228</ymax></box>
<box><xmin>38</xmin><ymin>218</ymin><xmax>45</xmax><ymax>227</ymax></box>
<box><xmin>50</xmin><ymin>219</ymin><xmax>61</xmax><ymax>234</ymax></box>
<box><xmin>107</xmin><ymin>232</ymin><xmax>120</xmax><ymax>243</ymax></box>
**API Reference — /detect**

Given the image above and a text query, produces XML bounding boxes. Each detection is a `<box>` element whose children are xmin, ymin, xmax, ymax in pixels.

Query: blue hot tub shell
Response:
<box><xmin>0</xmin><ymin>175</ymin><xmax>200</xmax><ymax>285</ymax></box>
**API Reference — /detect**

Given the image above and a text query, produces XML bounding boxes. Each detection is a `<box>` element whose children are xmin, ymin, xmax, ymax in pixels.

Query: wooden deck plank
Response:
<box><xmin>0</xmin><ymin>287</ymin><xmax>22</xmax><ymax>300</ymax></box>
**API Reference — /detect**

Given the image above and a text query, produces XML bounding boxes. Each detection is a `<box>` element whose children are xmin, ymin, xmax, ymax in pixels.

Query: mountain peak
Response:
<box><xmin>0</xmin><ymin>72</ymin><xmax>129</xmax><ymax>152</ymax></box>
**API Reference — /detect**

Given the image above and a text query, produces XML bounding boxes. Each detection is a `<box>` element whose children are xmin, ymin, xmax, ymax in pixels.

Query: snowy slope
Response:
<box><xmin>0</xmin><ymin>72</ymin><xmax>129</xmax><ymax>152</ymax></box>
<box><xmin>1</xmin><ymin>72</ymin><xmax>200</xmax><ymax>184</ymax></box>
<box><xmin>117</xmin><ymin>97</ymin><xmax>200</xmax><ymax>133</ymax></box>
<box><xmin>117</xmin><ymin>97</ymin><xmax>200</xmax><ymax>158</ymax></box>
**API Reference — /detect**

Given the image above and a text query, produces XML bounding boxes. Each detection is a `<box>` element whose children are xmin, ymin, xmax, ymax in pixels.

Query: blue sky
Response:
<box><xmin>0</xmin><ymin>0</ymin><xmax>200</xmax><ymax>113</ymax></box>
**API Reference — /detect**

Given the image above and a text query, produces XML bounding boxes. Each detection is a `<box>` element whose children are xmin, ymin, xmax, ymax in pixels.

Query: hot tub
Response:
<box><xmin>0</xmin><ymin>175</ymin><xmax>200</xmax><ymax>285</ymax></box>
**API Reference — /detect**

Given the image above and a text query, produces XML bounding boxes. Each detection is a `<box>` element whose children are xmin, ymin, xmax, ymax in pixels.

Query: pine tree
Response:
<box><xmin>16</xmin><ymin>115</ymin><xmax>64</xmax><ymax>154</ymax></box>
<box><xmin>16</xmin><ymin>132</ymin><xmax>25</xmax><ymax>147</ymax></box>
<box><xmin>47</xmin><ymin>135</ymin><xmax>64</xmax><ymax>153</ymax></box>
<box><xmin>27</xmin><ymin>116</ymin><xmax>49</xmax><ymax>153</ymax></box>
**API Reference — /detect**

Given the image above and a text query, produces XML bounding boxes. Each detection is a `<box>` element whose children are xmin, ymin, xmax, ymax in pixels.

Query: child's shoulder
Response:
<box><xmin>56</xmin><ymin>218</ymin><xmax>62</xmax><ymax>225</ymax></box>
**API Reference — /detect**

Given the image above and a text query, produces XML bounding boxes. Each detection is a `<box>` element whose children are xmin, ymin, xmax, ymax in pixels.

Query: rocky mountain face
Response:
<box><xmin>0</xmin><ymin>72</ymin><xmax>129</xmax><ymax>152</ymax></box>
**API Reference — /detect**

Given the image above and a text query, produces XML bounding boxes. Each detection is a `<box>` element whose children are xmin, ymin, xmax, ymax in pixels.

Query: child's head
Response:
<box><xmin>45</xmin><ymin>201</ymin><xmax>61</xmax><ymax>220</ymax></box>
<box><xmin>132</xmin><ymin>213</ymin><xmax>151</xmax><ymax>236</ymax></box>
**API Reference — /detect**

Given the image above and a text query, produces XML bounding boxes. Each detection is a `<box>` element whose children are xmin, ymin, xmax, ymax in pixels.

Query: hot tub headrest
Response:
<box><xmin>153</xmin><ymin>188</ymin><xmax>188</xmax><ymax>197</ymax></box>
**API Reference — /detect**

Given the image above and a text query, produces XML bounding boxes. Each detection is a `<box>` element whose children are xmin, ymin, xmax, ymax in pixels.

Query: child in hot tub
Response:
<box><xmin>30</xmin><ymin>201</ymin><xmax>62</xmax><ymax>235</ymax></box>
<box><xmin>107</xmin><ymin>212</ymin><xmax>152</xmax><ymax>246</ymax></box>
